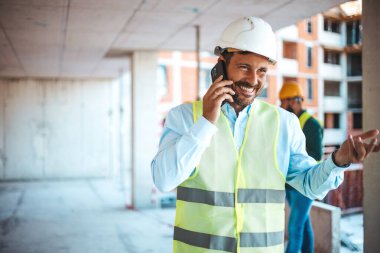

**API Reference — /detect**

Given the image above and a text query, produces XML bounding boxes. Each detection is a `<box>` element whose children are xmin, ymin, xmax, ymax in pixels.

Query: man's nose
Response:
<box><xmin>247</xmin><ymin>71</ymin><xmax>258</xmax><ymax>85</ymax></box>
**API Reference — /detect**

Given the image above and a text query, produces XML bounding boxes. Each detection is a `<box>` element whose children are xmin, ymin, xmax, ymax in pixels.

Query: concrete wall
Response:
<box><xmin>285</xmin><ymin>201</ymin><xmax>341</xmax><ymax>253</ymax></box>
<box><xmin>0</xmin><ymin>78</ymin><xmax>129</xmax><ymax>180</ymax></box>
<box><xmin>362</xmin><ymin>0</ymin><xmax>380</xmax><ymax>252</ymax></box>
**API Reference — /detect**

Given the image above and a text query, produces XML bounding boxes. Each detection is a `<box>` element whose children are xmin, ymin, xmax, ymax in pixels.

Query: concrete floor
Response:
<box><xmin>0</xmin><ymin>179</ymin><xmax>362</xmax><ymax>253</ymax></box>
<box><xmin>341</xmin><ymin>213</ymin><xmax>363</xmax><ymax>253</ymax></box>
<box><xmin>0</xmin><ymin>179</ymin><xmax>175</xmax><ymax>253</ymax></box>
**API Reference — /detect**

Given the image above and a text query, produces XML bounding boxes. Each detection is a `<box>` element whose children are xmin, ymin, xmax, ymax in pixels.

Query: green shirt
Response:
<box><xmin>298</xmin><ymin>110</ymin><xmax>324</xmax><ymax>161</ymax></box>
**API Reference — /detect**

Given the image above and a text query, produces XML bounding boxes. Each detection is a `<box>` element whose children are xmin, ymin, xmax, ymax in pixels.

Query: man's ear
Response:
<box><xmin>218</xmin><ymin>56</ymin><xmax>225</xmax><ymax>62</ymax></box>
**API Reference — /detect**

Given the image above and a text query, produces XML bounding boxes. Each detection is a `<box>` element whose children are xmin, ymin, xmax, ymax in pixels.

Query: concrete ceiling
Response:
<box><xmin>0</xmin><ymin>0</ymin><xmax>348</xmax><ymax>78</ymax></box>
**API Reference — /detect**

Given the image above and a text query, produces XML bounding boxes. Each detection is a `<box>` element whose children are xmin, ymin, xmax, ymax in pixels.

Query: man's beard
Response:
<box><xmin>286</xmin><ymin>105</ymin><xmax>294</xmax><ymax>113</ymax></box>
<box><xmin>231</xmin><ymin>80</ymin><xmax>265</xmax><ymax>107</ymax></box>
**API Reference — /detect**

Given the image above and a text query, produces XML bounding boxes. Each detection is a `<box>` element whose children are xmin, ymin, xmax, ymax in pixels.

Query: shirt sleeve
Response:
<box><xmin>151</xmin><ymin>104</ymin><xmax>217</xmax><ymax>192</ymax></box>
<box><xmin>286</xmin><ymin>113</ymin><xmax>345</xmax><ymax>200</ymax></box>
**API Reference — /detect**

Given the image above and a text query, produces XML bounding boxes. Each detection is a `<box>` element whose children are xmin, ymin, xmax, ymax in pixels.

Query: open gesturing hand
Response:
<box><xmin>334</xmin><ymin>129</ymin><xmax>380</xmax><ymax>166</ymax></box>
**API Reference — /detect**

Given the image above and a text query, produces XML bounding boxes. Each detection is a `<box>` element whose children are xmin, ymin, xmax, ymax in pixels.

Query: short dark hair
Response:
<box><xmin>221</xmin><ymin>51</ymin><xmax>252</xmax><ymax>66</ymax></box>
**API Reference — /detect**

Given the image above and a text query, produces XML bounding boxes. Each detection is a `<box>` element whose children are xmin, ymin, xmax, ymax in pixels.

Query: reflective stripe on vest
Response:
<box><xmin>299</xmin><ymin>111</ymin><xmax>313</xmax><ymax>130</ymax></box>
<box><xmin>174</xmin><ymin>227</ymin><xmax>284</xmax><ymax>252</ymax></box>
<box><xmin>174</xmin><ymin>226</ymin><xmax>237</xmax><ymax>252</ymax></box>
<box><xmin>177</xmin><ymin>186</ymin><xmax>285</xmax><ymax>206</ymax></box>
<box><xmin>299</xmin><ymin>111</ymin><xmax>323</xmax><ymax>130</ymax></box>
<box><xmin>173</xmin><ymin>100</ymin><xmax>285</xmax><ymax>253</ymax></box>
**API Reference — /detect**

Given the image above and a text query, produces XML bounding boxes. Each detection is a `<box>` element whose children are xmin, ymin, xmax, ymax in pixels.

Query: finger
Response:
<box><xmin>348</xmin><ymin>134</ymin><xmax>355</xmax><ymax>159</ymax></box>
<box><xmin>211</xmin><ymin>87</ymin><xmax>235</xmax><ymax>100</ymax></box>
<box><xmin>211</xmin><ymin>75</ymin><xmax>223</xmax><ymax>86</ymax></box>
<box><xmin>354</xmin><ymin>129</ymin><xmax>379</xmax><ymax>141</ymax></box>
<box><xmin>373</xmin><ymin>141</ymin><xmax>380</xmax><ymax>152</ymax></box>
<box><xmin>216</xmin><ymin>93</ymin><xmax>233</xmax><ymax>105</ymax></box>
<box><xmin>353</xmin><ymin>137</ymin><xmax>366</xmax><ymax>161</ymax></box>
<box><xmin>364</xmin><ymin>138</ymin><xmax>378</xmax><ymax>158</ymax></box>
<box><xmin>208</xmin><ymin>79</ymin><xmax>233</xmax><ymax>94</ymax></box>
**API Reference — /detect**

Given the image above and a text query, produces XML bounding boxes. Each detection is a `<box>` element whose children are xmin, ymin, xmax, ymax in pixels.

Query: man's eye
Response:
<box><xmin>239</xmin><ymin>65</ymin><xmax>249</xmax><ymax>71</ymax></box>
<box><xmin>258</xmin><ymin>68</ymin><xmax>267</xmax><ymax>73</ymax></box>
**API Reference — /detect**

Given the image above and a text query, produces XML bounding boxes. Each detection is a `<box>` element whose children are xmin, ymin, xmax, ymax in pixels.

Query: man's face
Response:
<box><xmin>280</xmin><ymin>99</ymin><xmax>289</xmax><ymax>110</ymax></box>
<box><xmin>280</xmin><ymin>99</ymin><xmax>294</xmax><ymax>113</ymax></box>
<box><xmin>225</xmin><ymin>53</ymin><xmax>269</xmax><ymax>109</ymax></box>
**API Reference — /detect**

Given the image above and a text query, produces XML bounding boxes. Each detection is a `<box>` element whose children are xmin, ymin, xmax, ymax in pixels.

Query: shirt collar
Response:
<box><xmin>221</xmin><ymin>101</ymin><xmax>253</xmax><ymax>118</ymax></box>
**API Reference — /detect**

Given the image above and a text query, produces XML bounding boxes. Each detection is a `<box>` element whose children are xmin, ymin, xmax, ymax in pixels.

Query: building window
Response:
<box><xmin>347</xmin><ymin>53</ymin><xmax>362</xmax><ymax>76</ymax></box>
<box><xmin>348</xmin><ymin>82</ymin><xmax>362</xmax><ymax>109</ymax></box>
<box><xmin>346</xmin><ymin>20</ymin><xmax>362</xmax><ymax>46</ymax></box>
<box><xmin>283</xmin><ymin>41</ymin><xmax>297</xmax><ymax>59</ymax></box>
<box><xmin>324</xmin><ymin>80</ymin><xmax>340</xmax><ymax>96</ymax></box>
<box><xmin>324</xmin><ymin>18</ymin><xmax>341</xmax><ymax>33</ymax></box>
<box><xmin>307</xmin><ymin>79</ymin><xmax>313</xmax><ymax>100</ymax></box>
<box><xmin>324</xmin><ymin>113</ymin><xmax>340</xmax><ymax>129</ymax></box>
<box><xmin>324</xmin><ymin>50</ymin><xmax>340</xmax><ymax>65</ymax></box>
<box><xmin>307</xmin><ymin>47</ymin><xmax>313</xmax><ymax>67</ymax></box>
<box><xmin>157</xmin><ymin>64</ymin><xmax>168</xmax><ymax>97</ymax></box>
<box><xmin>306</xmin><ymin>18</ymin><xmax>312</xmax><ymax>34</ymax></box>
<box><xmin>352</xmin><ymin>112</ymin><xmax>362</xmax><ymax>129</ymax></box>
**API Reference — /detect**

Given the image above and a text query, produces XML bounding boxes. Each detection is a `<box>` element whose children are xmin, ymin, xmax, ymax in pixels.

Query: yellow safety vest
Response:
<box><xmin>298</xmin><ymin>111</ymin><xmax>323</xmax><ymax>163</ymax></box>
<box><xmin>173</xmin><ymin>100</ymin><xmax>286</xmax><ymax>253</ymax></box>
<box><xmin>299</xmin><ymin>111</ymin><xmax>312</xmax><ymax>130</ymax></box>
<box><xmin>299</xmin><ymin>111</ymin><xmax>323</xmax><ymax>130</ymax></box>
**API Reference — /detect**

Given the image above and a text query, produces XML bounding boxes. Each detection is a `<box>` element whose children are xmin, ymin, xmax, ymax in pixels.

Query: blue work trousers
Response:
<box><xmin>286</xmin><ymin>187</ymin><xmax>314</xmax><ymax>253</ymax></box>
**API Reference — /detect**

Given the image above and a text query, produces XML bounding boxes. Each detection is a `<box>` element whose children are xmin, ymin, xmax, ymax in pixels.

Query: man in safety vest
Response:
<box><xmin>151</xmin><ymin>16</ymin><xmax>379</xmax><ymax>253</ymax></box>
<box><xmin>279</xmin><ymin>82</ymin><xmax>323</xmax><ymax>253</ymax></box>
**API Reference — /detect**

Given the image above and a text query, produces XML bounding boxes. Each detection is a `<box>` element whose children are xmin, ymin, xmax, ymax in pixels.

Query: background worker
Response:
<box><xmin>279</xmin><ymin>82</ymin><xmax>323</xmax><ymax>253</ymax></box>
<box><xmin>151</xmin><ymin>16</ymin><xmax>380</xmax><ymax>253</ymax></box>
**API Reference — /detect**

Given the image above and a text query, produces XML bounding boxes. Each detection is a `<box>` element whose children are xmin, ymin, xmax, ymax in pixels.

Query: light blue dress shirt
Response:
<box><xmin>151</xmin><ymin>100</ymin><xmax>345</xmax><ymax>200</ymax></box>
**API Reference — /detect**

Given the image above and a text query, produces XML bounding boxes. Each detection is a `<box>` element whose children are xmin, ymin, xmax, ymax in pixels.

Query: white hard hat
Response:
<box><xmin>214</xmin><ymin>16</ymin><xmax>277</xmax><ymax>64</ymax></box>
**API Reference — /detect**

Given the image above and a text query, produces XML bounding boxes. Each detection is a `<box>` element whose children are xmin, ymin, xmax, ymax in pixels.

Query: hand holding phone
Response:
<box><xmin>211</xmin><ymin>61</ymin><xmax>228</xmax><ymax>82</ymax></box>
<box><xmin>202</xmin><ymin>61</ymin><xmax>235</xmax><ymax>124</ymax></box>
<box><xmin>210</xmin><ymin>61</ymin><xmax>233</xmax><ymax>106</ymax></box>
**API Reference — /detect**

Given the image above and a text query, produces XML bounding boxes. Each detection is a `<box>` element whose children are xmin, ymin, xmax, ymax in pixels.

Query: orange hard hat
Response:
<box><xmin>279</xmin><ymin>82</ymin><xmax>304</xmax><ymax>100</ymax></box>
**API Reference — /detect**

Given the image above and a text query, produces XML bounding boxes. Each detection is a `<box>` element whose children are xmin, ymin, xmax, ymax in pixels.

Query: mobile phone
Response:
<box><xmin>210</xmin><ymin>61</ymin><xmax>231</xmax><ymax>106</ymax></box>
<box><xmin>211</xmin><ymin>60</ymin><xmax>228</xmax><ymax>82</ymax></box>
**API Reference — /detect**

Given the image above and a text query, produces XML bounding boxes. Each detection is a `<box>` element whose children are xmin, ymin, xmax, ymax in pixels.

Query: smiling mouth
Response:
<box><xmin>234</xmin><ymin>83</ymin><xmax>258</xmax><ymax>97</ymax></box>
<box><xmin>239</xmin><ymin>85</ymin><xmax>254</xmax><ymax>93</ymax></box>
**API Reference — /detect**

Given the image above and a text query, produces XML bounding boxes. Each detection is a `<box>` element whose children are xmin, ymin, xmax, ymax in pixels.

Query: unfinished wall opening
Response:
<box><xmin>352</xmin><ymin>112</ymin><xmax>362</xmax><ymax>129</ymax></box>
<box><xmin>324</xmin><ymin>80</ymin><xmax>341</xmax><ymax>96</ymax></box>
<box><xmin>346</xmin><ymin>20</ymin><xmax>362</xmax><ymax>46</ymax></box>
<box><xmin>348</xmin><ymin>81</ymin><xmax>362</xmax><ymax>109</ymax></box>
<box><xmin>305</xmin><ymin>18</ymin><xmax>313</xmax><ymax>34</ymax></box>
<box><xmin>307</xmin><ymin>78</ymin><xmax>313</xmax><ymax>100</ymax></box>
<box><xmin>307</xmin><ymin>46</ymin><xmax>313</xmax><ymax>67</ymax></box>
<box><xmin>347</xmin><ymin>53</ymin><xmax>362</xmax><ymax>76</ymax></box>
<box><xmin>324</xmin><ymin>113</ymin><xmax>341</xmax><ymax>129</ymax></box>
<box><xmin>323</xmin><ymin>17</ymin><xmax>341</xmax><ymax>33</ymax></box>
<box><xmin>324</xmin><ymin>50</ymin><xmax>341</xmax><ymax>65</ymax></box>
<box><xmin>283</xmin><ymin>41</ymin><xmax>297</xmax><ymax>59</ymax></box>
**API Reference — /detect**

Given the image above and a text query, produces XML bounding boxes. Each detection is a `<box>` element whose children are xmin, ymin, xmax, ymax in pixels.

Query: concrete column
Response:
<box><xmin>341</xmin><ymin>53</ymin><xmax>348</xmax><ymax>136</ymax></box>
<box><xmin>0</xmin><ymin>82</ymin><xmax>5</xmax><ymax>178</ymax></box>
<box><xmin>173</xmin><ymin>51</ymin><xmax>182</xmax><ymax>105</ymax></box>
<box><xmin>362</xmin><ymin>1</ymin><xmax>380</xmax><ymax>252</ymax></box>
<box><xmin>317</xmin><ymin>42</ymin><xmax>324</xmax><ymax>122</ymax></box>
<box><xmin>131</xmin><ymin>51</ymin><xmax>158</xmax><ymax>209</ymax></box>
